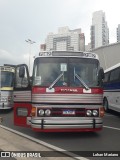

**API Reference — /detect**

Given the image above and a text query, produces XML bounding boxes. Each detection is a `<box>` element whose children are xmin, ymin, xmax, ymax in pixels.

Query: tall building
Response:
<box><xmin>85</xmin><ymin>43</ymin><xmax>91</xmax><ymax>51</ymax></box>
<box><xmin>117</xmin><ymin>24</ymin><xmax>120</xmax><ymax>42</ymax></box>
<box><xmin>40</xmin><ymin>44</ymin><xmax>46</xmax><ymax>51</ymax></box>
<box><xmin>90</xmin><ymin>10</ymin><xmax>109</xmax><ymax>49</ymax></box>
<box><xmin>44</xmin><ymin>26</ymin><xmax>85</xmax><ymax>51</ymax></box>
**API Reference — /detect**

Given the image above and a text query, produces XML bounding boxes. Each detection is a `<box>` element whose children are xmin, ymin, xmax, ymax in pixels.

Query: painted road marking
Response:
<box><xmin>103</xmin><ymin>126</ymin><xmax>120</xmax><ymax>131</ymax></box>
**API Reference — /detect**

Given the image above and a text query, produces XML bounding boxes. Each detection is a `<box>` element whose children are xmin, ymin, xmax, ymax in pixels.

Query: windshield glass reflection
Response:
<box><xmin>0</xmin><ymin>71</ymin><xmax>14</xmax><ymax>87</ymax></box>
<box><xmin>33</xmin><ymin>57</ymin><xmax>99</xmax><ymax>87</ymax></box>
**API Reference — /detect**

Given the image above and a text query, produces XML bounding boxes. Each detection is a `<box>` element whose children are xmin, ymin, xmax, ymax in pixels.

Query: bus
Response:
<box><xmin>103</xmin><ymin>63</ymin><xmax>120</xmax><ymax>113</ymax></box>
<box><xmin>0</xmin><ymin>65</ymin><xmax>15</xmax><ymax>109</ymax></box>
<box><xmin>13</xmin><ymin>51</ymin><xmax>104</xmax><ymax>132</ymax></box>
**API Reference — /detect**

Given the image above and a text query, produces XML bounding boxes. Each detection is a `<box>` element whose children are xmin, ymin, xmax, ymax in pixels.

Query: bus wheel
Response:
<box><xmin>103</xmin><ymin>98</ymin><xmax>109</xmax><ymax>112</ymax></box>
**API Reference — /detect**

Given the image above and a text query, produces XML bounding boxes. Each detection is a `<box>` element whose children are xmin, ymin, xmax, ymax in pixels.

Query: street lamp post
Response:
<box><xmin>25</xmin><ymin>39</ymin><xmax>36</xmax><ymax>72</ymax></box>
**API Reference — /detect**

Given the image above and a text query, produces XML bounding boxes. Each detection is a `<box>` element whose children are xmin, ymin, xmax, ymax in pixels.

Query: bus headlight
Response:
<box><xmin>93</xmin><ymin>110</ymin><xmax>98</xmax><ymax>116</ymax></box>
<box><xmin>45</xmin><ymin>109</ymin><xmax>51</xmax><ymax>116</ymax></box>
<box><xmin>86</xmin><ymin>110</ymin><xmax>92</xmax><ymax>116</ymax></box>
<box><xmin>38</xmin><ymin>109</ymin><xmax>44</xmax><ymax>116</ymax></box>
<box><xmin>8</xmin><ymin>96</ymin><xmax>12</xmax><ymax>102</ymax></box>
<box><xmin>0</xmin><ymin>97</ymin><xmax>7</xmax><ymax>102</ymax></box>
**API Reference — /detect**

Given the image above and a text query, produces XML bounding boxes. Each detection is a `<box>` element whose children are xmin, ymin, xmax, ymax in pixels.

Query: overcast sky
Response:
<box><xmin>0</xmin><ymin>0</ymin><xmax>120</xmax><ymax>70</ymax></box>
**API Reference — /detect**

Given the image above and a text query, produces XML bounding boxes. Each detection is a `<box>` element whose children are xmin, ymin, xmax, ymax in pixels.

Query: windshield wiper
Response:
<box><xmin>74</xmin><ymin>68</ymin><xmax>90</xmax><ymax>90</ymax></box>
<box><xmin>49</xmin><ymin>72</ymin><xmax>64</xmax><ymax>90</ymax></box>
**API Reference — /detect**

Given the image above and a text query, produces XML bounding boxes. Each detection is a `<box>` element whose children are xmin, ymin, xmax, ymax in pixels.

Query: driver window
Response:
<box><xmin>15</xmin><ymin>66</ymin><xmax>29</xmax><ymax>88</ymax></box>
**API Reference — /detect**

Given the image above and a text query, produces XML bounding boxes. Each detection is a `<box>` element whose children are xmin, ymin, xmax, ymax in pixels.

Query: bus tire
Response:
<box><xmin>103</xmin><ymin>98</ymin><xmax>109</xmax><ymax>112</ymax></box>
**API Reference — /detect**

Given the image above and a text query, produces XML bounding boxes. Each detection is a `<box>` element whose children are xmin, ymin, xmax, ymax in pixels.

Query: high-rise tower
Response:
<box><xmin>91</xmin><ymin>10</ymin><xmax>109</xmax><ymax>49</ymax></box>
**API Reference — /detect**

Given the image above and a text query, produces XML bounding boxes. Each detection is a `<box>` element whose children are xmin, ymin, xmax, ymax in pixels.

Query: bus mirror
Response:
<box><xmin>100</xmin><ymin>67</ymin><xmax>104</xmax><ymax>80</ymax></box>
<box><xmin>98</xmin><ymin>67</ymin><xmax>104</xmax><ymax>86</ymax></box>
<box><xmin>19</xmin><ymin>66</ymin><xmax>25</xmax><ymax>78</ymax></box>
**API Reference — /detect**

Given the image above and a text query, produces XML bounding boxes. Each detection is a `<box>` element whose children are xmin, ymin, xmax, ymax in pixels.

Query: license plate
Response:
<box><xmin>63</xmin><ymin>110</ymin><xmax>75</xmax><ymax>115</ymax></box>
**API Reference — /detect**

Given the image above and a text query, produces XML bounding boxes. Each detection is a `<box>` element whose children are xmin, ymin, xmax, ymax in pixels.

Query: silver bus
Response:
<box><xmin>0</xmin><ymin>65</ymin><xmax>15</xmax><ymax>109</ymax></box>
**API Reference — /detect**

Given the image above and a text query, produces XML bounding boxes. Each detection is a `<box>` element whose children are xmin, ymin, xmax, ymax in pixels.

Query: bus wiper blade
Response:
<box><xmin>49</xmin><ymin>72</ymin><xmax>64</xmax><ymax>90</ymax></box>
<box><xmin>75</xmin><ymin>73</ymin><xmax>90</xmax><ymax>90</ymax></box>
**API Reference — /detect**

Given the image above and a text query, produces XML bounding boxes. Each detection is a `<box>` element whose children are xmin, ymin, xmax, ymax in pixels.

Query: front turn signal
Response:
<box><xmin>100</xmin><ymin>107</ymin><xmax>105</xmax><ymax>117</ymax></box>
<box><xmin>31</xmin><ymin>107</ymin><xmax>36</xmax><ymax>117</ymax></box>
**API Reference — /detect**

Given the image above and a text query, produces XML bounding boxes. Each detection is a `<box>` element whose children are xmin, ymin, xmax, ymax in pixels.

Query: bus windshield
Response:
<box><xmin>33</xmin><ymin>57</ymin><xmax>99</xmax><ymax>87</ymax></box>
<box><xmin>0</xmin><ymin>71</ymin><xmax>14</xmax><ymax>87</ymax></box>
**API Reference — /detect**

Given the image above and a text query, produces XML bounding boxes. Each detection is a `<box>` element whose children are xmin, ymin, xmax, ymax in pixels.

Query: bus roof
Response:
<box><xmin>4</xmin><ymin>64</ymin><xmax>16</xmax><ymax>67</ymax></box>
<box><xmin>37</xmin><ymin>51</ymin><xmax>99</xmax><ymax>60</ymax></box>
<box><xmin>104</xmin><ymin>63</ymin><xmax>120</xmax><ymax>73</ymax></box>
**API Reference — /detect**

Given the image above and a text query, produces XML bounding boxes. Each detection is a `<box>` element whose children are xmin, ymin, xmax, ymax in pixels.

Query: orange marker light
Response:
<box><xmin>31</xmin><ymin>107</ymin><xmax>36</xmax><ymax>117</ymax></box>
<box><xmin>100</xmin><ymin>107</ymin><xmax>105</xmax><ymax>117</ymax></box>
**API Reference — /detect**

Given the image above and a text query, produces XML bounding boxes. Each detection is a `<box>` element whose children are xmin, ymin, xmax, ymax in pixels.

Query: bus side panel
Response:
<box><xmin>14</xmin><ymin>103</ymin><xmax>32</xmax><ymax>127</ymax></box>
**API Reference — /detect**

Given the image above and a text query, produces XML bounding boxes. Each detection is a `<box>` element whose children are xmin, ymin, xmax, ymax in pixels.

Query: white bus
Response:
<box><xmin>103</xmin><ymin>63</ymin><xmax>120</xmax><ymax>113</ymax></box>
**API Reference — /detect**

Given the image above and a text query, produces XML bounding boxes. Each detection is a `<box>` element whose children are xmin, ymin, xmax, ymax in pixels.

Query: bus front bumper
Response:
<box><xmin>27</xmin><ymin>117</ymin><xmax>103</xmax><ymax>132</ymax></box>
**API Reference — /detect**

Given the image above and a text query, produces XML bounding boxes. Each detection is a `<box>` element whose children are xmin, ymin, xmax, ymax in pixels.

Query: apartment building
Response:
<box><xmin>91</xmin><ymin>10</ymin><xmax>109</xmax><ymax>49</ymax></box>
<box><xmin>117</xmin><ymin>24</ymin><xmax>120</xmax><ymax>42</ymax></box>
<box><xmin>43</xmin><ymin>26</ymin><xmax>85</xmax><ymax>51</ymax></box>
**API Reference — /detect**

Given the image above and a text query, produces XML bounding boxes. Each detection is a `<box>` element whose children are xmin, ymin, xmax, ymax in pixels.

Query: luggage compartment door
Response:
<box><xmin>13</xmin><ymin>64</ymin><xmax>32</xmax><ymax>127</ymax></box>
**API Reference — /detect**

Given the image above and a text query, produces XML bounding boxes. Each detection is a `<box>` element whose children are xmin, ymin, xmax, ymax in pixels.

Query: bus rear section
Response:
<box><xmin>14</xmin><ymin>51</ymin><xmax>104</xmax><ymax>132</ymax></box>
<box><xmin>0</xmin><ymin>65</ymin><xmax>15</xmax><ymax>110</ymax></box>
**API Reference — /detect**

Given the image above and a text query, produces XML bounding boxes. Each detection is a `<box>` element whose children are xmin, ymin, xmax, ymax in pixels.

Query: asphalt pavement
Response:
<box><xmin>0</xmin><ymin>110</ymin><xmax>120</xmax><ymax>160</ymax></box>
<box><xmin>0</xmin><ymin>117</ymin><xmax>83</xmax><ymax>160</ymax></box>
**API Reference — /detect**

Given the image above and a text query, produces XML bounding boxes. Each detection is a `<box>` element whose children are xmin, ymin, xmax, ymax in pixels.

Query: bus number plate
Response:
<box><xmin>63</xmin><ymin>110</ymin><xmax>75</xmax><ymax>115</ymax></box>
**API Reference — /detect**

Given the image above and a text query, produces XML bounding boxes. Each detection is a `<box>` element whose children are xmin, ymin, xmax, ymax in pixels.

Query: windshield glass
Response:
<box><xmin>0</xmin><ymin>71</ymin><xmax>14</xmax><ymax>87</ymax></box>
<box><xmin>33</xmin><ymin>57</ymin><xmax>99</xmax><ymax>87</ymax></box>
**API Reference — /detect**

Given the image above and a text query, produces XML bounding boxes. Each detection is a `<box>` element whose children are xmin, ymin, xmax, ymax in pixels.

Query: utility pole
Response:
<box><xmin>25</xmin><ymin>39</ymin><xmax>36</xmax><ymax>72</ymax></box>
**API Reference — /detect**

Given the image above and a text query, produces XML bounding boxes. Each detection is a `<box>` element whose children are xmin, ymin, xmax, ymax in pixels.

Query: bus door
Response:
<box><xmin>13</xmin><ymin>64</ymin><xmax>32</xmax><ymax>127</ymax></box>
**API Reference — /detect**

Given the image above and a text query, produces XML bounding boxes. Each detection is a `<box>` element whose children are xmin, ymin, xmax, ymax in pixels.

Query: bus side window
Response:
<box><xmin>104</xmin><ymin>72</ymin><xmax>110</xmax><ymax>83</ymax></box>
<box><xmin>109</xmin><ymin>68</ymin><xmax>120</xmax><ymax>82</ymax></box>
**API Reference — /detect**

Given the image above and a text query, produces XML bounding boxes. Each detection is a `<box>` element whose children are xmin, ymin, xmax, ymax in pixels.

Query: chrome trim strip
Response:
<box><xmin>14</xmin><ymin>91</ymin><xmax>31</xmax><ymax>102</ymax></box>
<box><xmin>27</xmin><ymin>117</ymin><xmax>32</xmax><ymax>125</ymax></box>
<box><xmin>32</xmin><ymin>104</ymin><xmax>102</xmax><ymax>108</ymax></box>
<box><xmin>32</xmin><ymin>94</ymin><xmax>103</xmax><ymax>103</ymax></box>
